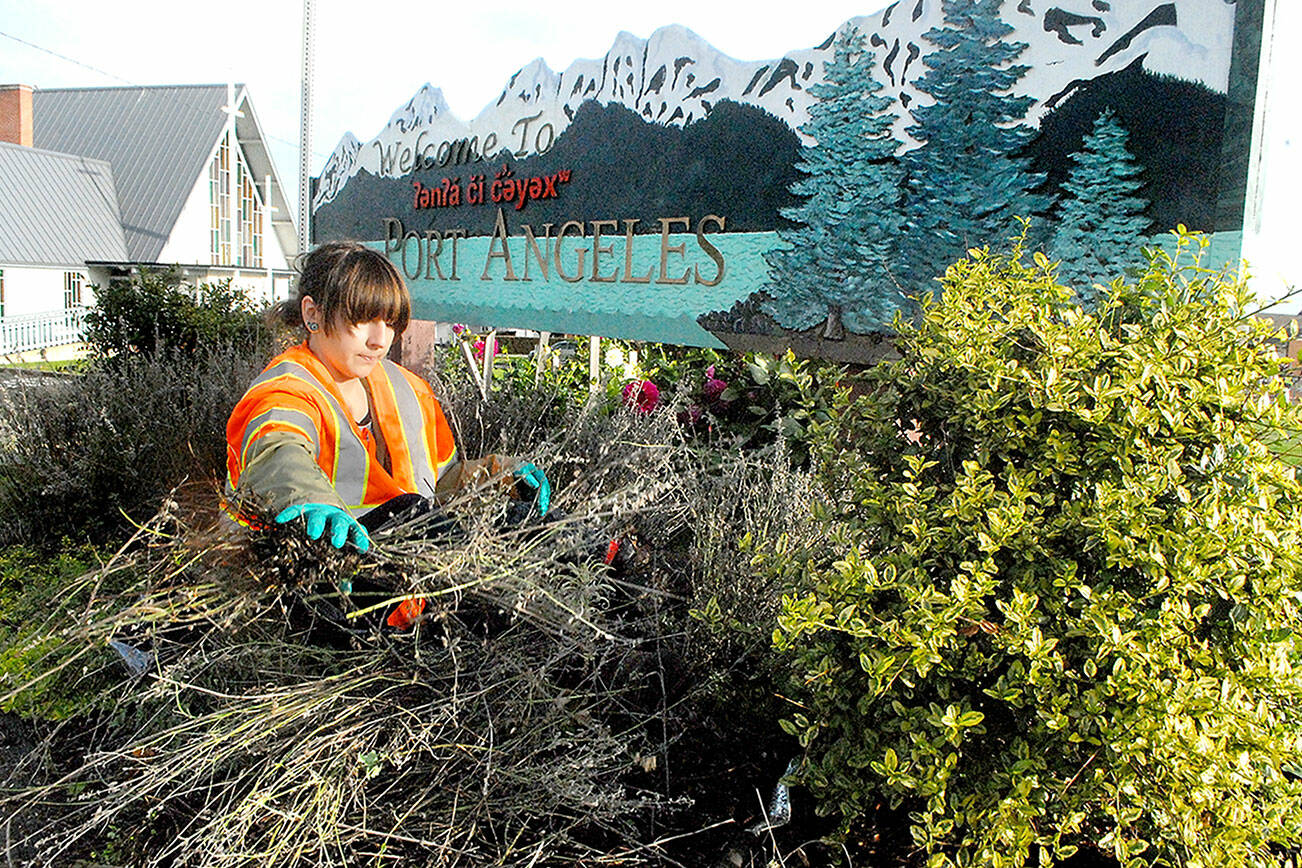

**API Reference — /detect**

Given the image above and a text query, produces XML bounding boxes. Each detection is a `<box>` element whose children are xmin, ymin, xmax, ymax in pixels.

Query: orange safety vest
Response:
<box><xmin>226</xmin><ymin>343</ymin><xmax>457</xmax><ymax>517</ymax></box>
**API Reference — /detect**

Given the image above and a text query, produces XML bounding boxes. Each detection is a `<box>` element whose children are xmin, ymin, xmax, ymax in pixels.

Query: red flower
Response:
<box><xmin>622</xmin><ymin>379</ymin><xmax>660</xmax><ymax>413</ymax></box>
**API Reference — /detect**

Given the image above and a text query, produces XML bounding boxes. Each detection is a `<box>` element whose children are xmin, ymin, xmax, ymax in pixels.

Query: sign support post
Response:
<box><xmin>534</xmin><ymin>331</ymin><xmax>551</xmax><ymax>386</ymax></box>
<box><xmin>297</xmin><ymin>0</ymin><xmax>314</xmax><ymax>253</ymax></box>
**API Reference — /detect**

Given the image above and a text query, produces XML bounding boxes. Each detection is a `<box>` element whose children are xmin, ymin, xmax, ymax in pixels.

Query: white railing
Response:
<box><xmin>0</xmin><ymin>307</ymin><xmax>88</xmax><ymax>355</ymax></box>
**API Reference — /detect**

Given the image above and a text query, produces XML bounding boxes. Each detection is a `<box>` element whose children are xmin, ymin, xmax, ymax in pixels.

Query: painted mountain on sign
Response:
<box><xmin>314</xmin><ymin>0</ymin><xmax>1236</xmax><ymax>209</ymax></box>
<box><xmin>313</xmin><ymin>100</ymin><xmax>804</xmax><ymax>242</ymax></box>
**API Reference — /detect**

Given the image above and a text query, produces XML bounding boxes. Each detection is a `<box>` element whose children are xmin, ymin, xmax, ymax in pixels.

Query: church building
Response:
<box><xmin>0</xmin><ymin>82</ymin><xmax>297</xmax><ymax>355</ymax></box>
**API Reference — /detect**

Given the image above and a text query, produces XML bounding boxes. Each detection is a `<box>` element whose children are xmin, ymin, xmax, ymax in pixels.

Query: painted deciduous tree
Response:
<box><xmin>901</xmin><ymin>0</ymin><xmax>1052</xmax><ymax>286</ymax></box>
<box><xmin>764</xmin><ymin>26</ymin><xmax>903</xmax><ymax>337</ymax></box>
<box><xmin>1051</xmin><ymin>108</ymin><xmax>1152</xmax><ymax>303</ymax></box>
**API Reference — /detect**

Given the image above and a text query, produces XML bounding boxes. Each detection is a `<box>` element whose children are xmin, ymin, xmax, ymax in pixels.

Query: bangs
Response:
<box><xmin>332</xmin><ymin>249</ymin><xmax>411</xmax><ymax>334</ymax></box>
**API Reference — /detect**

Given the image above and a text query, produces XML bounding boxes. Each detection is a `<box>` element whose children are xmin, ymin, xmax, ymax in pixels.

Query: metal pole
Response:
<box><xmin>482</xmin><ymin>330</ymin><xmax>497</xmax><ymax>396</ymax></box>
<box><xmin>459</xmin><ymin>336</ymin><xmax>488</xmax><ymax>401</ymax></box>
<box><xmin>534</xmin><ymin>331</ymin><xmax>551</xmax><ymax>386</ymax></box>
<box><xmin>297</xmin><ymin>0</ymin><xmax>314</xmax><ymax>255</ymax></box>
<box><xmin>1242</xmin><ymin>0</ymin><xmax>1278</xmax><ymax>238</ymax></box>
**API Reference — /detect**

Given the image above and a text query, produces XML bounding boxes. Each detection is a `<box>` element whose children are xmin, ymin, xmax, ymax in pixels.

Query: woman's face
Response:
<box><xmin>309</xmin><ymin>314</ymin><xmax>396</xmax><ymax>383</ymax></box>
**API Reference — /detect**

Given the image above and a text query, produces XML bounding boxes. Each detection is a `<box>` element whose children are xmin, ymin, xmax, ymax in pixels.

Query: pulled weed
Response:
<box><xmin>2</xmin><ymin>388</ymin><xmax>829</xmax><ymax>867</ymax></box>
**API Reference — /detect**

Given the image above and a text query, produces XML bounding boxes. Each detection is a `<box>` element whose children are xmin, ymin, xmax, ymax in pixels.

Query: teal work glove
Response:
<box><xmin>513</xmin><ymin>462</ymin><xmax>551</xmax><ymax>516</ymax></box>
<box><xmin>275</xmin><ymin>503</ymin><xmax>371</xmax><ymax>552</ymax></box>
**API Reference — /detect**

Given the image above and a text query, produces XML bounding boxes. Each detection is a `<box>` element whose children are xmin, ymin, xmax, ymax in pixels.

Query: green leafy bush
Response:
<box><xmin>769</xmin><ymin>231</ymin><xmax>1302</xmax><ymax>866</ymax></box>
<box><xmin>427</xmin><ymin>332</ymin><xmax>847</xmax><ymax>460</ymax></box>
<box><xmin>639</xmin><ymin>346</ymin><xmax>845</xmax><ymax>460</ymax></box>
<box><xmin>83</xmin><ymin>267</ymin><xmax>271</xmax><ymax>358</ymax></box>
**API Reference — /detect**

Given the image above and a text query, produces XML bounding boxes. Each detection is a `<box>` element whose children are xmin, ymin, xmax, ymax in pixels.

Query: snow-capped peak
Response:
<box><xmin>314</xmin><ymin>0</ymin><xmax>1238</xmax><ymax>209</ymax></box>
<box><xmin>384</xmin><ymin>84</ymin><xmax>452</xmax><ymax>135</ymax></box>
<box><xmin>498</xmin><ymin>57</ymin><xmax>562</xmax><ymax>110</ymax></box>
<box><xmin>315</xmin><ymin>131</ymin><xmax>364</xmax><ymax>205</ymax></box>
<box><xmin>644</xmin><ymin>23</ymin><xmax>722</xmax><ymax>61</ymax></box>
<box><xmin>335</xmin><ymin>131</ymin><xmax>361</xmax><ymax>153</ymax></box>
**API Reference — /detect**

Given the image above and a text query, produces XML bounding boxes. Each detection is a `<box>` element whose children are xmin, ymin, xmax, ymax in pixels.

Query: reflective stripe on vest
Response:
<box><xmin>239</xmin><ymin>406</ymin><xmax>319</xmax><ymax>469</ymax></box>
<box><xmin>245</xmin><ymin>359</ymin><xmax>373</xmax><ymax>513</ymax></box>
<box><xmin>436</xmin><ymin>432</ymin><xmax>458</xmax><ymax>477</ymax></box>
<box><xmin>374</xmin><ymin>359</ymin><xmax>440</xmax><ymax>500</ymax></box>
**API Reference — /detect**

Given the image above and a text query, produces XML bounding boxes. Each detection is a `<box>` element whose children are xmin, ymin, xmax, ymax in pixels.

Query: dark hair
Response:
<box><xmin>275</xmin><ymin>241</ymin><xmax>410</xmax><ymax>336</ymax></box>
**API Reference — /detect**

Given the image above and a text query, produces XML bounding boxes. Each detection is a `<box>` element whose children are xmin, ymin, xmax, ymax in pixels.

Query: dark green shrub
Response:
<box><xmin>0</xmin><ymin>347</ymin><xmax>265</xmax><ymax>547</ymax></box>
<box><xmin>768</xmin><ymin>231</ymin><xmax>1302</xmax><ymax>866</ymax></box>
<box><xmin>83</xmin><ymin>267</ymin><xmax>271</xmax><ymax>358</ymax></box>
<box><xmin>0</xmin><ymin>268</ymin><xmax>274</xmax><ymax>546</ymax></box>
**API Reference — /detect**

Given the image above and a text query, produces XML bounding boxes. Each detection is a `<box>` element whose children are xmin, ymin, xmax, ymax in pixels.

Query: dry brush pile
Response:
<box><xmin>1</xmin><ymin>379</ymin><xmax>823</xmax><ymax>868</ymax></box>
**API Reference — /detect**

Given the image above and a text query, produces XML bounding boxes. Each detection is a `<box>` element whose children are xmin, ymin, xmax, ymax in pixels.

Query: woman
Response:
<box><xmin>226</xmin><ymin>240</ymin><xmax>548</xmax><ymax>553</ymax></box>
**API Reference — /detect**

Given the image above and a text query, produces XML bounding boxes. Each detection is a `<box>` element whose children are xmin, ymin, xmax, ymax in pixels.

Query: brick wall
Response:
<box><xmin>0</xmin><ymin>84</ymin><xmax>34</xmax><ymax>147</ymax></box>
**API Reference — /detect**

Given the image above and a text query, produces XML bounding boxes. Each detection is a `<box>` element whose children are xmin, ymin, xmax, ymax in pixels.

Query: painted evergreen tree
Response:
<box><xmin>901</xmin><ymin>0</ymin><xmax>1052</xmax><ymax>286</ymax></box>
<box><xmin>1050</xmin><ymin>108</ymin><xmax>1151</xmax><ymax>304</ymax></box>
<box><xmin>764</xmin><ymin>25</ymin><xmax>903</xmax><ymax>337</ymax></box>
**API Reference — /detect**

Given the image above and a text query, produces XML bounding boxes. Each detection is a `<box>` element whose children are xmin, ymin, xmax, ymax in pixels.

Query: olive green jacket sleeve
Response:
<box><xmin>233</xmin><ymin>430</ymin><xmax>347</xmax><ymax>516</ymax></box>
<box><xmin>235</xmin><ymin>432</ymin><xmax>516</xmax><ymax>515</ymax></box>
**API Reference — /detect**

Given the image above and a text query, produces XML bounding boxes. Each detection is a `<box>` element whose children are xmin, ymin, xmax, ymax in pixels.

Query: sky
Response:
<box><xmin>1</xmin><ymin>0</ymin><xmax>1297</xmax><ymax>302</ymax></box>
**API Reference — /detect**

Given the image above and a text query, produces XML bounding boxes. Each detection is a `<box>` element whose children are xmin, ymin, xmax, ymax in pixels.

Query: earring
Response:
<box><xmin>307</xmin><ymin>322</ymin><xmax>319</xmax><ymax>332</ymax></box>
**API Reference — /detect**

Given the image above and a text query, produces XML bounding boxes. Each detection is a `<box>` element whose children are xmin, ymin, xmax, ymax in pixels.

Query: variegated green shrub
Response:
<box><xmin>769</xmin><ymin>231</ymin><xmax>1302</xmax><ymax>867</ymax></box>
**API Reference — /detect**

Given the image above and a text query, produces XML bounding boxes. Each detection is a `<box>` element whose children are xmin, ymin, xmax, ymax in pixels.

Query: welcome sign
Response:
<box><xmin>312</xmin><ymin>0</ymin><xmax>1265</xmax><ymax>360</ymax></box>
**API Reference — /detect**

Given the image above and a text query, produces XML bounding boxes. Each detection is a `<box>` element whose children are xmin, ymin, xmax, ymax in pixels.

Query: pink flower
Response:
<box><xmin>472</xmin><ymin>340</ymin><xmax>499</xmax><ymax>360</ymax></box>
<box><xmin>622</xmin><ymin>379</ymin><xmax>660</xmax><ymax>414</ymax></box>
<box><xmin>700</xmin><ymin>364</ymin><xmax>729</xmax><ymax>404</ymax></box>
<box><xmin>451</xmin><ymin>323</ymin><xmax>468</xmax><ymax>336</ymax></box>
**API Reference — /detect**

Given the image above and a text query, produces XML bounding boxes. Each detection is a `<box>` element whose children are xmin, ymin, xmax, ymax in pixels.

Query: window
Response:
<box><xmin>210</xmin><ymin>131</ymin><xmax>233</xmax><ymax>265</ymax></box>
<box><xmin>63</xmin><ymin>271</ymin><xmax>83</xmax><ymax>308</ymax></box>
<box><xmin>209</xmin><ymin>141</ymin><xmax>222</xmax><ymax>263</ymax></box>
<box><xmin>210</xmin><ymin>128</ymin><xmax>264</xmax><ymax>268</ymax></box>
<box><xmin>239</xmin><ymin>161</ymin><xmax>263</xmax><ymax>268</ymax></box>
